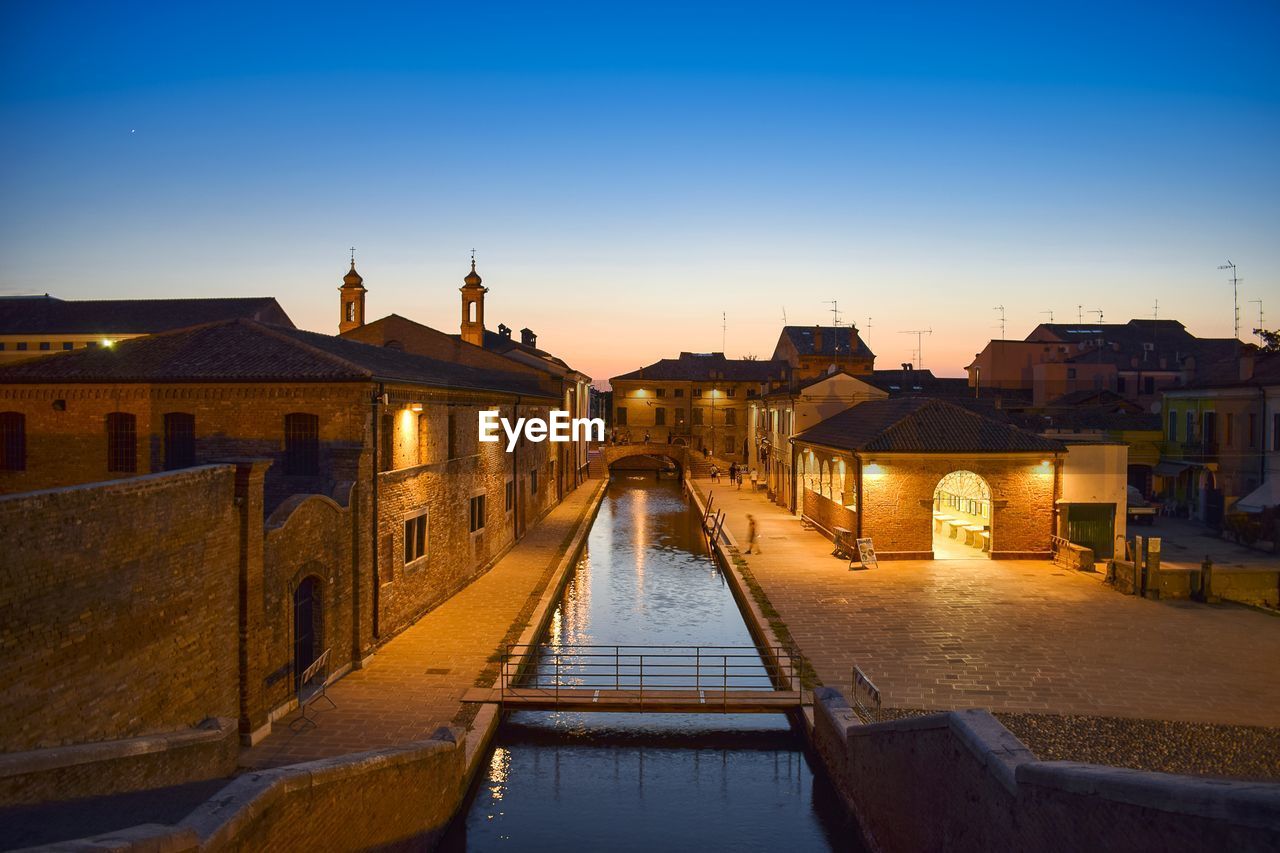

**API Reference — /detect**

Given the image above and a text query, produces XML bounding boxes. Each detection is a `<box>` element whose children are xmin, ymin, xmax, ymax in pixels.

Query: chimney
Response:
<box><xmin>498</xmin><ymin>323</ymin><xmax>512</xmax><ymax>340</ymax></box>
<box><xmin>813</xmin><ymin>325</ymin><xmax>824</xmax><ymax>352</ymax></box>
<box><xmin>520</xmin><ymin>327</ymin><xmax>537</xmax><ymax>348</ymax></box>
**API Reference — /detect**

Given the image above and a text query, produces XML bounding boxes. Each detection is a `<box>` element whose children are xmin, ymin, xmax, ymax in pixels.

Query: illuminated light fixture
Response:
<box><xmin>1040</xmin><ymin>459</ymin><xmax>1051</xmax><ymax>468</ymax></box>
<box><xmin>409</xmin><ymin>403</ymin><xmax>423</xmax><ymax>412</ymax></box>
<box><xmin>864</xmin><ymin>462</ymin><xmax>883</xmax><ymax>478</ymax></box>
<box><xmin>101</xmin><ymin>338</ymin><xmax>114</xmax><ymax>348</ymax></box>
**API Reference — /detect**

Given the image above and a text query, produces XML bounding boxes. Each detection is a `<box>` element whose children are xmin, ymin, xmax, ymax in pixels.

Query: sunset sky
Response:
<box><xmin>2</xmin><ymin>1</ymin><xmax>1277</xmax><ymax>386</ymax></box>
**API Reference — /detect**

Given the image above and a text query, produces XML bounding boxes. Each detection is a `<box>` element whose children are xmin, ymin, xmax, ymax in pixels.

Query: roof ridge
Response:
<box><xmin>251</xmin><ymin>322</ymin><xmax>375</xmax><ymax>379</ymax></box>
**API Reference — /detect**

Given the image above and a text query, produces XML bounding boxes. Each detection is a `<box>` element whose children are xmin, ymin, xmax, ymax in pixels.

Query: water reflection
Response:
<box><xmin>442</xmin><ymin>479</ymin><xmax>864</xmax><ymax>851</ymax></box>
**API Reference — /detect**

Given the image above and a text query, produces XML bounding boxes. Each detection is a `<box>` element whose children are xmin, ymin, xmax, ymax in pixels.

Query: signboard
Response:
<box><xmin>856</xmin><ymin>537</ymin><xmax>878</xmax><ymax>570</ymax></box>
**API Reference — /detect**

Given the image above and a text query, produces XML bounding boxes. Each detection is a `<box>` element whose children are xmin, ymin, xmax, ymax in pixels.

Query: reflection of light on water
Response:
<box><xmin>632</xmin><ymin>487</ymin><xmax>648</xmax><ymax>592</ymax></box>
<box><xmin>487</xmin><ymin>745</ymin><xmax>510</xmax><ymax>804</ymax></box>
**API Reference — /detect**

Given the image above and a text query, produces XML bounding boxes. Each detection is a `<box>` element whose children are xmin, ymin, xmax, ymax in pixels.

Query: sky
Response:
<box><xmin>2</xmin><ymin>1</ymin><xmax>1278</xmax><ymax>387</ymax></box>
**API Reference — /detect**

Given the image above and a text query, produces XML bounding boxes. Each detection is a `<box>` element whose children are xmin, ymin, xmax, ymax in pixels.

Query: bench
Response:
<box><xmin>290</xmin><ymin>647</ymin><xmax>335</xmax><ymax>732</ymax></box>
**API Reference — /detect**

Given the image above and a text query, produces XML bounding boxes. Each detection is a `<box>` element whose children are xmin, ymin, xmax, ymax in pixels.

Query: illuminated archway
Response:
<box><xmin>932</xmin><ymin>470</ymin><xmax>993</xmax><ymax>559</ymax></box>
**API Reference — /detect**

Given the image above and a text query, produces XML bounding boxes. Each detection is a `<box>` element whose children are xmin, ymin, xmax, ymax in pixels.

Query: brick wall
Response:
<box><xmin>802</xmin><ymin>487</ymin><xmax>857</xmax><ymax>537</ymax></box>
<box><xmin>812</xmin><ymin>690</ymin><xmax>1280</xmax><ymax>853</ymax></box>
<box><xmin>859</xmin><ymin>455</ymin><xmax>1056</xmax><ymax>558</ymax></box>
<box><xmin>0</xmin><ymin>466</ymin><xmax>240</xmax><ymax>752</ymax></box>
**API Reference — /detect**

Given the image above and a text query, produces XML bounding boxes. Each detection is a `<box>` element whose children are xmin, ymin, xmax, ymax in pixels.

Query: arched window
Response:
<box><xmin>0</xmin><ymin>412</ymin><xmax>25</xmax><ymax>471</ymax></box>
<box><xmin>163</xmin><ymin>412</ymin><xmax>196</xmax><ymax>470</ymax></box>
<box><xmin>284</xmin><ymin>413</ymin><xmax>320</xmax><ymax>476</ymax></box>
<box><xmin>106</xmin><ymin>412</ymin><xmax>137</xmax><ymax>473</ymax></box>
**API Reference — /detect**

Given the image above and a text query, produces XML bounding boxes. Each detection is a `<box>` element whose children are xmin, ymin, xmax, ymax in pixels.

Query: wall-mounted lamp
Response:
<box><xmin>409</xmin><ymin>403</ymin><xmax>423</xmax><ymax>412</ymax></box>
<box><xmin>864</xmin><ymin>462</ymin><xmax>884</xmax><ymax>478</ymax></box>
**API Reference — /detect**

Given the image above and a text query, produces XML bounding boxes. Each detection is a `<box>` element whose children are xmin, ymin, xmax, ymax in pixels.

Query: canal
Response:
<box><xmin>441</xmin><ymin>477</ymin><xmax>864</xmax><ymax>851</ymax></box>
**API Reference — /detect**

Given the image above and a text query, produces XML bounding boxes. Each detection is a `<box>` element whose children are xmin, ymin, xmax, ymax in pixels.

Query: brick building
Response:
<box><xmin>0</xmin><ymin>317</ymin><xmax>568</xmax><ymax>760</ymax></box>
<box><xmin>772</xmin><ymin>325</ymin><xmax>875</xmax><ymax>380</ymax></box>
<box><xmin>337</xmin><ymin>258</ymin><xmax>593</xmax><ymax>494</ymax></box>
<box><xmin>791</xmin><ymin>397</ymin><xmax>1065</xmax><ymax>560</ymax></box>
<box><xmin>610</xmin><ymin>352</ymin><xmax>790</xmax><ymax>460</ymax></box>
<box><xmin>0</xmin><ymin>294</ymin><xmax>293</xmax><ymax>364</ymax></box>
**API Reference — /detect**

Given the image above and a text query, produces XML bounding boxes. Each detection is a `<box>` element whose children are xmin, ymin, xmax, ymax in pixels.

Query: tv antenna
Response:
<box><xmin>1153</xmin><ymin>298</ymin><xmax>1159</xmax><ymax>320</ymax></box>
<box><xmin>1077</xmin><ymin>305</ymin><xmax>1083</xmax><ymax>323</ymax></box>
<box><xmin>1041</xmin><ymin>309</ymin><xmax>1054</xmax><ymax>323</ymax></box>
<box><xmin>898</xmin><ymin>328</ymin><xmax>933</xmax><ymax>369</ymax></box>
<box><xmin>866</xmin><ymin>316</ymin><xmax>872</xmax><ymax>348</ymax></box>
<box><xmin>994</xmin><ymin>305</ymin><xmax>1006</xmax><ymax>339</ymax></box>
<box><xmin>1218</xmin><ymin>261</ymin><xmax>1241</xmax><ymax>338</ymax></box>
<box><xmin>1250</xmin><ymin>298</ymin><xmax>1264</xmax><ymax>330</ymax></box>
<box><xmin>1090</xmin><ymin>309</ymin><xmax>1104</xmax><ymax>324</ymax></box>
<box><xmin>825</xmin><ymin>300</ymin><xmax>842</xmax><ymax>327</ymax></box>
<box><xmin>721</xmin><ymin>312</ymin><xmax>727</xmax><ymax>353</ymax></box>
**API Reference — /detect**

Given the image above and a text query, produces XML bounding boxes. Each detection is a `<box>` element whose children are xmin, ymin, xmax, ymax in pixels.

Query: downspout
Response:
<box><xmin>789</xmin><ymin>438</ymin><xmax>799</xmax><ymax>515</ymax></box>
<box><xmin>371</xmin><ymin>383</ymin><xmax>383</xmax><ymax>640</ymax></box>
<box><xmin>855</xmin><ymin>452</ymin><xmax>864</xmax><ymax>538</ymax></box>
<box><xmin>514</xmin><ymin>395</ymin><xmax>522</xmax><ymax>540</ymax></box>
<box><xmin>1260</xmin><ymin>386</ymin><xmax>1267</xmax><ymax>487</ymax></box>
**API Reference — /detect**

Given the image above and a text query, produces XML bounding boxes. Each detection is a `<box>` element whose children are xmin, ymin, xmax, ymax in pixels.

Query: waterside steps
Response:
<box><xmin>461</xmin><ymin>644</ymin><xmax>807</xmax><ymax>714</ymax></box>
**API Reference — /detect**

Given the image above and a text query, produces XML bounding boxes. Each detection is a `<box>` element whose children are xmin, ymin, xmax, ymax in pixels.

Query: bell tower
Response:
<box><xmin>338</xmin><ymin>252</ymin><xmax>366</xmax><ymax>334</ymax></box>
<box><xmin>460</xmin><ymin>251</ymin><xmax>487</xmax><ymax>347</ymax></box>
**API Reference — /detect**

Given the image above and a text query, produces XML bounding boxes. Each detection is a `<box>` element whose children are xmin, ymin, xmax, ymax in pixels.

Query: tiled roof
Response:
<box><xmin>794</xmin><ymin>397</ymin><xmax>1064</xmax><ymax>454</ymax></box>
<box><xmin>0</xmin><ymin>295</ymin><xmax>294</xmax><ymax>334</ymax></box>
<box><xmin>866</xmin><ymin>369</ymin><xmax>970</xmax><ymax>396</ymax></box>
<box><xmin>0</xmin><ymin>318</ymin><xmax>556</xmax><ymax>398</ymax></box>
<box><xmin>779</xmin><ymin>326</ymin><xmax>874</xmax><ymax>359</ymax></box>
<box><xmin>613</xmin><ymin>352</ymin><xmax>790</xmax><ymax>383</ymax></box>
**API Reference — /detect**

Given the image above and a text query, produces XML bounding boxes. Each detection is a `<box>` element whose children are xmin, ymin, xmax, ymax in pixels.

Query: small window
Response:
<box><xmin>655</xmin><ymin>407</ymin><xmax>666</xmax><ymax>426</ymax></box>
<box><xmin>1143</xmin><ymin>376</ymin><xmax>1155</xmax><ymax>395</ymax></box>
<box><xmin>404</xmin><ymin>513</ymin><xmax>427</xmax><ymax>563</ymax></box>
<box><xmin>0</xmin><ymin>342</ymin><xmax>5</xmax><ymax>351</ymax></box>
<box><xmin>1168</xmin><ymin>411</ymin><xmax>1177</xmax><ymax>442</ymax></box>
<box><xmin>284</xmin><ymin>413</ymin><xmax>320</xmax><ymax>475</ymax></box>
<box><xmin>16</xmin><ymin>342</ymin><xmax>28</xmax><ymax>351</ymax></box>
<box><xmin>469</xmin><ymin>495</ymin><xmax>486</xmax><ymax>532</ymax></box>
<box><xmin>725</xmin><ymin>409</ymin><xmax>737</xmax><ymax>426</ymax></box>
<box><xmin>656</xmin><ymin>388</ymin><xmax>666</xmax><ymax>398</ymax></box>
<box><xmin>62</xmin><ymin>342</ymin><xmax>73</xmax><ymax>351</ymax></box>
<box><xmin>615</xmin><ymin>406</ymin><xmax>627</xmax><ymax>426</ymax></box>
<box><xmin>0</xmin><ymin>412</ymin><xmax>25</xmax><ymax>471</ymax></box>
<box><xmin>106</xmin><ymin>412</ymin><xmax>137</xmax><ymax>473</ymax></box>
<box><xmin>346</xmin><ymin>301</ymin><xmax>356</xmax><ymax>323</ymax></box>
<box><xmin>674</xmin><ymin>388</ymin><xmax>684</xmax><ymax>398</ymax></box>
<box><xmin>163</xmin><ymin>412</ymin><xmax>196</xmax><ymax>470</ymax></box>
<box><xmin>692</xmin><ymin>409</ymin><xmax>704</xmax><ymax>425</ymax></box>
<box><xmin>505</xmin><ymin>480</ymin><xmax>515</xmax><ymax>512</ymax></box>
<box><xmin>692</xmin><ymin>388</ymin><xmax>702</xmax><ymax>398</ymax></box>
<box><xmin>39</xmin><ymin>341</ymin><xmax>50</xmax><ymax>351</ymax></box>
<box><xmin>1066</xmin><ymin>368</ymin><xmax>1077</xmax><ymax>379</ymax></box>
<box><xmin>725</xmin><ymin>387</ymin><xmax>735</xmax><ymax>397</ymax></box>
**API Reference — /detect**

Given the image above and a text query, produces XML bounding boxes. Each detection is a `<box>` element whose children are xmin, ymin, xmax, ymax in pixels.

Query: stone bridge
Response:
<box><xmin>593</xmin><ymin>443</ymin><xmax>689</xmax><ymax>476</ymax></box>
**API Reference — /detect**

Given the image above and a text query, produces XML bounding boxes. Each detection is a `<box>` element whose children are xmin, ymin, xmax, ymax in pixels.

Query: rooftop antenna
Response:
<box><xmin>898</xmin><ymin>328</ymin><xmax>933</xmax><ymax>369</ymax></box>
<box><xmin>1153</xmin><ymin>298</ymin><xmax>1159</xmax><ymax>320</ymax></box>
<box><xmin>866</xmin><ymin>316</ymin><xmax>872</xmax><ymax>348</ymax></box>
<box><xmin>1250</xmin><ymin>298</ymin><xmax>1264</xmax><ymax>331</ymax></box>
<box><xmin>1218</xmin><ymin>261</ymin><xmax>1241</xmax><ymax>338</ymax></box>
<box><xmin>1090</xmin><ymin>309</ymin><xmax>1104</xmax><ymax>324</ymax></box>
<box><xmin>1041</xmin><ymin>309</ymin><xmax>1054</xmax><ymax>323</ymax></box>
<box><xmin>994</xmin><ymin>305</ymin><xmax>1006</xmax><ymax>339</ymax></box>
<box><xmin>825</xmin><ymin>300</ymin><xmax>842</xmax><ymax>327</ymax></box>
<box><xmin>1077</xmin><ymin>305</ymin><xmax>1083</xmax><ymax>323</ymax></box>
<box><xmin>721</xmin><ymin>312</ymin><xmax>727</xmax><ymax>353</ymax></box>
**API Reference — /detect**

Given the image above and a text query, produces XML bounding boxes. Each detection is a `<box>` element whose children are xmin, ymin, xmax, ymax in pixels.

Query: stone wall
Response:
<box><xmin>859</xmin><ymin>454</ymin><xmax>1055</xmax><ymax>558</ymax></box>
<box><xmin>812</xmin><ymin>689</ymin><xmax>1280</xmax><ymax>853</ymax></box>
<box><xmin>802</xmin><ymin>487</ymin><xmax>857</xmax><ymax>537</ymax></box>
<box><xmin>0</xmin><ymin>466</ymin><xmax>241</xmax><ymax>753</ymax></box>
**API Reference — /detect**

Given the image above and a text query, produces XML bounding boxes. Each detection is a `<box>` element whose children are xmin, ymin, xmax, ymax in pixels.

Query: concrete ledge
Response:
<box><xmin>16</xmin><ymin>822</ymin><xmax>200</xmax><ymax>852</ymax></box>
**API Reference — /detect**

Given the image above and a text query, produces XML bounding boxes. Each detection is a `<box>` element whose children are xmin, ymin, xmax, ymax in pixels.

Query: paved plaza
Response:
<box><xmin>241</xmin><ymin>481</ymin><xmax>604</xmax><ymax>769</ymax></box>
<box><xmin>695</xmin><ymin>481</ymin><xmax>1280</xmax><ymax>728</ymax></box>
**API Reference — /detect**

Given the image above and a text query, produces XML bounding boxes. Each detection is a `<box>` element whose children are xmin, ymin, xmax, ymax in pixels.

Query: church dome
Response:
<box><xmin>463</xmin><ymin>258</ymin><xmax>483</xmax><ymax>288</ymax></box>
<box><xmin>343</xmin><ymin>261</ymin><xmax>364</xmax><ymax>288</ymax></box>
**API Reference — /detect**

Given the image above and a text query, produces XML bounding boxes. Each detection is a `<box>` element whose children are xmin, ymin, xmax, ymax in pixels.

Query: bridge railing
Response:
<box><xmin>500</xmin><ymin>644</ymin><xmax>801</xmax><ymax>709</ymax></box>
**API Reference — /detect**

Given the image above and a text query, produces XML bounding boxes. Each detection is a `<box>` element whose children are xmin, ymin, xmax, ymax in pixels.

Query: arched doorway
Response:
<box><xmin>293</xmin><ymin>576</ymin><xmax>322</xmax><ymax>689</ymax></box>
<box><xmin>932</xmin><ymin>471</ymin><xmax>992</xmax><ymax>559</ymax></box>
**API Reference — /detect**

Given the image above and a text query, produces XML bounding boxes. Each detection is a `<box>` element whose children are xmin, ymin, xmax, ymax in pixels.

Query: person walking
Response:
<box><xmin>745</xmin><ymin>513</ymin><xmax>760</xmax><ymax>554</ymax></box>
<box><xmin>710</xmin><ymin>464</ymin><xmax>720</xmax><ymax>483</ymax></box>
<box><xmin>729</xmin><ymin>462</ymin><xmax>738</xmax><ymax>484</ymax></box>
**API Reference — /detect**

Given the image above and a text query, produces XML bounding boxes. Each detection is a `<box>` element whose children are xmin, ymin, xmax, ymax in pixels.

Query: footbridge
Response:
<box><xmin>462</xmin><ymin>644</ymin><xmax>805</xmax><ymax>713</ymax></box>
<box><xmin>595</xmin><ymin>442</ymin><xmax>688</xmax><ymax>475</ymax></box>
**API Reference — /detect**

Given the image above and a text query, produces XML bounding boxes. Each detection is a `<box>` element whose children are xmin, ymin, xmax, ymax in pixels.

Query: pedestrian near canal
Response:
<box><xmin>729</xmin><ymin>462</ymin><xmax>738</xmax><ymax>483</ymax></box>
<box><xmin>746</xmin><ymin>513</ymin><xmax>759</xmax><ymax>553</ymax></box>
<box><xmin>710</xmin><ymin>464</ymin><xmax>720</xmax><ymax>483</ymax></box>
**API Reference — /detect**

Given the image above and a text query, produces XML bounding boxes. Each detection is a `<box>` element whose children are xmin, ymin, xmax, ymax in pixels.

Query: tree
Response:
<box><xmin>1254</xmin><ymin>328</ymin><xmax>1280</xmax><ymax>353</ymax></box>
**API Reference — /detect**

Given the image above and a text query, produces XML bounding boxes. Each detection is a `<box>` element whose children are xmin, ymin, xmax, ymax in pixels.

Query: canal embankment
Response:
<box><xmin>689</xmin><ymin>478</ymin><xmax>1280</xmax><ymax>852</ymax></box>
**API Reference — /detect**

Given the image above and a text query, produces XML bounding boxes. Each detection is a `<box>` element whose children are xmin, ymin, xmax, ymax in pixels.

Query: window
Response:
<box><xmin>1202</xmin><ymin>412</ymin><xmax>1216</xmax><ymax>447</ymax></box>
<box><xmin>0</xmin><ymin>412</ymin><xmax>25</xmax><ymax>471</ymax></box>
<box><xmin>674</xmin><ymin>389</ymin><xmax>684</xmax><ymax>398</ymax></box>
<box><xmin>615</xmin><ymin>406</ymin><xmax>627</xmax><ymax>426</ymax></box>
<box><xmin>675</xmin><ymin>409</ymin><xmax>686</xmax><ymax>426</ymax></box>
<box><xmin>404</xmin><ymin>513</ymin><xmax>427</xmax><ymax>563</ymax></box>
<box><xmin>656</xmin><ymin>388</ymin><xmax>666</xmax><ymax>398</ymax></box>
<box><xmin>469</xmin><ymin>495</ymin><xmax>487</xmax><ymax>532</ymax></box>
<box><xmin>1168</xmin><ymin>411</ymin><xmax>1177</xmax><ymax>442</ymax></box>
<box><xmin>692</xmin><ymin>388</ymin><xmax>702</xmax><ymax>398</ymax></box>
<box><xmin>505</xmin><ymin>480</ymin><xmax>515</xmax><ymax>512</ymax></box>
<box><xmin>1066</xmin><ymin>368</ymin><xmax>1077</xmax><ymax>379</ymax></box>
<box><xmin>16</xmin><ymin>342</ymin><xmax>27</xmax><ymax>351</ymax></box>
<box><xmin>1225</xmin><ymin>413</ymin><xmax>1234</xmax><ymax>447</ymax></box>
<box><xmin>39</xmin><ymin>341</ymin><xmax>50</xmax><ymax>351</ymax></box>
<box><xmin>106</xmin><ymin>412</ymin><xmax>137</xmax><ymax>473</ymax></box>
<box><xmin>62</xmin><ymin>342</ymin><xmax>73</xmax><ymax>351</ymax></box>
<box><xmin>725</xmin><ymin>387</ymin><xmax>735</xmax><ymax>397</ymax></box>
<box><xmin>284</xmin><ymin>413</ymin><xmax>320</xmax><ymax>475</ymax></box>
<box><xmin>531</xmin><ymin>468</ymin><xmax>539</xmax><ymax>495</ymax></box>
<box><xmin>1274</xmin><ymin>414</ymin><xmax>1280</xmax><ymax>452</ymax></box>
<box><xmin>725</xmin><ymin>409</ymin><xmax>737</xmax><ymax>426</ymax></box>
<box><xmin>163</xmin><ymin>412</ymin><xmax>196</xmax><ymax>470</ymax></box>
<box><xmin>0</xmin><ymin>343</ymin><xmax>5</xmax><ymax>351</ymax></box>
<box><xmin>1248</xmin><ymin>414</ymin><xmax>1256</xmax><ymax>448</ymax></box>
<box><xmin>1185</xmin><ymin>411</ymin><xmax>1194</xmax><ymax>443</ymax></box>
<box><xmin>1143</xmin><ymin>376</ymin><xmax>1155</xmax><ymax>395</ymax></box>
<box><xmin>346</xmin><ymin>301</ymin><xmax>356</xmax><ymax>323</ymax></box>
<box><xmin>692</xmin><ymin>409</ymin><xmax>704</xmax><ymax>425</ymax></box>
<box><xmin>655</xmin><ymin>407</ymin><xmax>666</xmax><ymax>426</ymax></box>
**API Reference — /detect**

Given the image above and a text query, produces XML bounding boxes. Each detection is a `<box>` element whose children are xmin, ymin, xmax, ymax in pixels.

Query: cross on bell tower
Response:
<box><xmin>460</xmin><ymin>249</ymin><xmax>488</xmax><ymax>347</ymax></box>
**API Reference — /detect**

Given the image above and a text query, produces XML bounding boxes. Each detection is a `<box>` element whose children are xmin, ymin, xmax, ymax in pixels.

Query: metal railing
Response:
<box><xmin>500</xmin><ymin>644</ymin><xmax>801</xmax><ymax>711</ymax></box>
<box><xmin>851</xmin><ymin>664</ymin><xmax>882</xmax><ymax>723</ymax></box>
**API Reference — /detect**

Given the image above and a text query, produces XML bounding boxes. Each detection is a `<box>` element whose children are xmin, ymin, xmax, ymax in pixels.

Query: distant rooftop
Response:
<box><xmin>0</xmin><ymin>295</ymin><xmax>294</xmax><ymax>335</ymax></box>
<box><xmin>613</xmin><ymin>352</ymin><xmax>789</xmax><ymax>383</ymax></box>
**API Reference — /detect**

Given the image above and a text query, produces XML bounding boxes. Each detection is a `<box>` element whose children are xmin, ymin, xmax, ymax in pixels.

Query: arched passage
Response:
<box><xmin>932</xmin><ymin>470</ymin><xmax>993</xmax><ymax>559</ymax></box>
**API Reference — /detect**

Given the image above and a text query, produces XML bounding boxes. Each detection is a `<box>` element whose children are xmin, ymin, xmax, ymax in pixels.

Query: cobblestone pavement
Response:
<box><xmin>241</xmin><ymin>482</ymin><xmax>604</xmax><ymax>769</ymax></box>
<box><xmin>694</xmin><ymin>482</ymin><xmax>1280</xmax><ymax>728</ymax></box>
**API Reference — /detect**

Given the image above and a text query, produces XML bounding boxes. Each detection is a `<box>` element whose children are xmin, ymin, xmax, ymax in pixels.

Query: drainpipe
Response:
<box><xmin>855</xmin><ymin>453</ymin><xmax>864</xmax><ymax>538</ymax></box>
<box><xmin>514</xmin><ymin>395</ymin><xmax>523</xmax><ymax>540</ymax></box>
<box><xmin>789</xmin><ymin>438</ymin><xmax>799</xmax><ymax>514</ymax></box>
<box><xmin>371</xmin><ymin>383</ymin><xmax>383</xmax><ymax>640</ymax></box>
<box><xmin>1260</xmin><ymin>386</ymin><xmax>1267</xmax><ymax>487</ymax></box>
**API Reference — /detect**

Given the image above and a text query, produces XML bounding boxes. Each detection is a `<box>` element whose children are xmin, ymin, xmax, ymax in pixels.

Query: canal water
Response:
<box><xmin>441</xmin><ymin>477</ymin><xmax>864</xmax><ymax>851</ymax></box>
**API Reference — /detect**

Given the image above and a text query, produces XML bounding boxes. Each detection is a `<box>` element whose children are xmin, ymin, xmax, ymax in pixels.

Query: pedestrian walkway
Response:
<box><xmin>241</xmin><ymin>481</ymin><xmax>605</xmax><ymax>769</ymax></box>
<box><xmin>693</xmin><ymin>481</ymin><xmax>1280</xmax><ymax>728</ymax></box>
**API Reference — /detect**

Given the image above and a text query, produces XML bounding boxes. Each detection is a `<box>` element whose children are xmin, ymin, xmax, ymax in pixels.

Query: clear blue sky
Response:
<box><xmin>2</xmin><ymin>1</ymin><xmax>1277</xmax><ymax>384</ymax></box>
